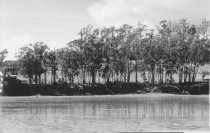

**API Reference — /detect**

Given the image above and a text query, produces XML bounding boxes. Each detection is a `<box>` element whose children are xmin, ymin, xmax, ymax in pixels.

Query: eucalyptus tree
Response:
<box><xmin>157</xmin><ymin>20</ymin><xmax>178</xmax><ymax>84</ymax></box>
<box><xmin>100</xmin><ymin>26</ymin><xmax>119</xmax><ymax>83</ymax></box>
<box><xmin>130</xmin><ymin>23</ymin><xmax>147</xmax><ymax>83</ymax></box>
<box><xmin>62</xmin><ymin>49</ymin><xmax>80</xmax><ymax>84</ymax></box>
<box><xmin>188</xmin><ymin>22</ymin><xmax>210</xmax><ymax>83</ymax></box>
<box><xmin>77</xmin><ymin>26</ymin><xmax>104</xmax><ymax>86</ymax></box>
<box><xmin>17</xmin><ymin>42</ymin><xmax>49</xmax><ymax>84</ymax></box>
<box><xmin>45</xmin><ymin>50</ymin><xmax>58</xmax><ymax>83</ymax></box>
<box><xmin>56</xmin><ymin>47</ymin><xmax>70</xmax><ymax>82</ymax></box>
<box><xmin>88</xmin><ymin>29</ymin><xmax>104</xmax><ymax>85</ymax></box>
<box><xmin>158</xmin><ymin>19</ymin><xmax>210</xmax><ymax>84</ymax></box>
<box><xmin>141</xmin><ymin>29</ymin><xmax>157</xmax><ymax>85</ymax></box>
<box><xmin>116</xmin><ymin>24</ymin><xmax>134</xmax><ymax>83</ymax></box>
<box><xmin>67</xmin><ymin>39</ymin><xmax>84</xmax><ymax>84</ymax></box>
<box><xmin>166</xmin><ymin>20</ymin><xmax>186</xmax><ymax>83</ymax></box>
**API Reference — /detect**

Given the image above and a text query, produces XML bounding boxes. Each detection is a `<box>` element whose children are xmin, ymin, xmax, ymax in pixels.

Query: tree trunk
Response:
<box><xmin>107</xmin><ymin>76</ymin><xmax>110</xmax><ymax>83</ymax></box>
<box><xmin>29</xmin><ymin>75</ymin><xmax>32</xmax><ymax>84</ymax></box>
<box><xmin>116</xmin><ymin>72</ymin><xmax>118</xmax><ymax>82</ymax></box>
<box><xmin>71</xmin><ymin>75</ymin><xmax>74</xmax><ymax>85</ymax></box>
<box><xmin>112</xmin><ymin>71</ymin><xmax>114</xmax><ymax>82</ymax></box>
<box><xmin>127</xmin><ymin>62</ymin><xmax>130</xmax><ymax>83</ymax></box>
<box><xmin>35</xmin><ymin>74</ymin><xmax>38</xmax><ymax>85</ymax></box>
<box><xmin>53</xmin><ymin>69</ymin><xmax>56</xmax><ymax>83</ymax></box>
<box><xmin>170</xmin><ymin>73</ymin><xmax>173</xmax><ymax>84</ymax></box>
<box><xmin>120</xmin><ymin>73</ymin><xmax>123</xmax><ymax>82</ymax></box>
<box><xmin>91</xmin><ymin>68</ymin><xmax>96</xmax><ymax>86</ymax></box>
<box><xmin>151</xmin><ymin>64</ymin><xmax>155</xmax><ymax>85</ymax></box>
<box><xmin>61</xmin><ymin>70</ymin><xmax>64</xmax><ymax>82</ymax></box>
<box><xmin>38</xmin><ymin>74</ymin><xmax>41</xmax><ymax>85</ymax></box>
<box><xmin>164</xmin><ymin>72</ymin><xmax>167</xmax><ymax>84</ymax></box>
<box><xmin>188</xmin><ymin>73</ymin><xmax>191</xmax><ymax>83</ymax></box>
<box><xmin>77</xmin><ymin>75</ymin><xmax>79</xmax><ymax>84</ymax></box>
<box><xmin>88</xmin><ymin>72</ymin><xmax>91</xmax><ymax>86</ymax></box>
<box><xmin>141</xmin><ymin>72</ymin><xmax>147</xmax><ymax>83</ymax></box>
<box><xmin>44</xmin><ymin>72</ymin><xmax>47</xmax><ymax>84</ymax></box>
<box><xmin>192</xmin><ymin>65</ymin><xmax>198</xmax><ymax>83</ymax></box>
<box><xmin>51</xmin><ymin>73</ymin><xmax>53</xmax><ymax>84</ymax></box>
<box><xmin>184</xmin><ymin>66</ymin><xmax>188</xmax><ymax>83</ymax></box>
<box><xmin>98</xmin><ymin>71</ymin><xmax>101</xmax><ymax>84</ymax></box>
<box><xmin>82</xmin><ymin>67</ymin><xmax>86</xmax><ymax>85</ymax></box>
<box><xmin>29</xmin><ymin>78</ymin><xmax>32</xmax><ymax>85</ymax></box>
<box><xmin>178</xmin><ymin>67</ymin><xmax>182</xmax><ymax>84</ymax></box>
<box><xmin>135</xmin><ymin>70</ymin><xmax>138</xmax><ymax>83</ymax></box>
<box><xmin>124</xmin><ymin>73</ymin><xmax>126</xmax><ymax>83</ymax></box>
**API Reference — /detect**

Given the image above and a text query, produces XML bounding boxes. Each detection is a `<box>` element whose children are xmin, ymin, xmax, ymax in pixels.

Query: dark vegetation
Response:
<box><xmin>2</xmin><ymin>76</ymin><xmax>209</xmax><ymax>96</ymax></box>
<box><xmin>0</xmin><ymin>18</ymin><xmax>210</xmax><ymax>96</ymax></box>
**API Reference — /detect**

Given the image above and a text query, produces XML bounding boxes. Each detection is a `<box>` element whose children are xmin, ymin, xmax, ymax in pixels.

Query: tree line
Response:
<box><xmin>15</xmin><ymin>19</ymin><xmax>210</xmax><ymax>86</ymax></box>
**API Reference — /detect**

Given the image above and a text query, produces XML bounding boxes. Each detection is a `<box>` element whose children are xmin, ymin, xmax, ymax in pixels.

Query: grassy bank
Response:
<box><xmin>1</xmin><ymin>77</ymin><xmax>209</xmax><ymax>96</ymax></box>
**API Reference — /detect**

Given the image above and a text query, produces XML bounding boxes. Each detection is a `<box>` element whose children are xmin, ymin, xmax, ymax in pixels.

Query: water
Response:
<box><xmin>0</xmin><ymin>94</ymin><xmax>209</xmax><ymax>133</ymax></box>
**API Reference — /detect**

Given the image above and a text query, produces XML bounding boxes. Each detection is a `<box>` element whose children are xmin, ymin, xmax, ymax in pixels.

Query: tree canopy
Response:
<box><xmin>16</xmin><ymin>19</ymin><xmax>210</xmax><ymax>86</ymax></box>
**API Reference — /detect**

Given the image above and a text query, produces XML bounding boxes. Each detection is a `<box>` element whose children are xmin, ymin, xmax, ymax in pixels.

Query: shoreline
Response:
<box><xmin>1</xmin><ymin>93</ymin><xmax>209</xmax><ymax>98</ymax></box>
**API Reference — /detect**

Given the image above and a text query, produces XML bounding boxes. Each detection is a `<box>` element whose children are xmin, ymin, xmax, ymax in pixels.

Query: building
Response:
<box><xmin>1</xmin><ymin>60</ymin><xmax>20</xmax><ymax>76</ymax></box>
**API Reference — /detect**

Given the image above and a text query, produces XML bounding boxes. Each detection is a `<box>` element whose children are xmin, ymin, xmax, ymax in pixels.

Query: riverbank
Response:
<box><xmin>1</xmin><ymin>77</ymin><xmax>209</xmax><ymax>96</ymax></box>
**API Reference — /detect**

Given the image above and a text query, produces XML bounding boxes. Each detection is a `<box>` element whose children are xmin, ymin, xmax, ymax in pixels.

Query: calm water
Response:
<box><xmin>0</xmin><ymin>94</ymin><xmax>209</xmax><ymax>133</ymax></box>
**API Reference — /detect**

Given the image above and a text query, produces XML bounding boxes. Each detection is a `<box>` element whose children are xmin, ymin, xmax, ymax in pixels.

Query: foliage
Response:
<box><xmin>16</xmin><ymin>19</ymin><xmax>210</xmax><ymax>87</ymax></box>
<box><xmin>17</xmin><ymin>42</ymin><xmax>49</xmax><ymax>84</ymax></box>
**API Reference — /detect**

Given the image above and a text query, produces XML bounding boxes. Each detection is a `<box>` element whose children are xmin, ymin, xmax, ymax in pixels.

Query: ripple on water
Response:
<box><xmin>0</xmin><ymin>95</ymin><xmax>209</xmax><ymax>133</ymax></box>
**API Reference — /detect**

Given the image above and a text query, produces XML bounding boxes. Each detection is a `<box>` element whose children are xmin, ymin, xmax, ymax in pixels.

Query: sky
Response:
<box><xmin>0</xmin><ymin>0</ymin><xmax>210</xmax><ymax>60</ymax></box>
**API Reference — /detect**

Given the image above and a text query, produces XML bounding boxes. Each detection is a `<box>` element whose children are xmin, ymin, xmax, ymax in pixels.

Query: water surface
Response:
<box><xmin>0</xmin><ymin>94</ymin><xmax>209</xmax><ymax>133</ymax></box>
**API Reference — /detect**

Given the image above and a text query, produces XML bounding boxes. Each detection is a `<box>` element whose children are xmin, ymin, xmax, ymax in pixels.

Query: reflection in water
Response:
<box><xmin>0</xmin><ymin>95</ymin><xmax>209</xmax><ymax>133</ymax></box>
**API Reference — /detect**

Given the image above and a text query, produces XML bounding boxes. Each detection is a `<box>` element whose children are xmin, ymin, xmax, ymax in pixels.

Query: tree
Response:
<box><xmin>62</xmin><ymin>49</ymin><xmax>80</xmax><ymax>85</ymax></box>
<box><xmin>46</xmin><ymin>50</ymin><xmax>58</xmax><ymax>84</ymax></box>
<box><xmin>79</xmin><ymin>26</ymin><xmax>104</xmax><ymax>86</ymax></box>
<box><xmin>15</xmin><ymin>18</ymin><xmax>210</xmax><ymax>88</ymax></box>
<box><xmin>17</xmin><ymin>42</ymin><xmax>48</xmax><ymax>84</ymax></box>
<box><xmin>56</xmin><ymin>48</ymin><xmax>68</xmax><ymax>82</ymax></box>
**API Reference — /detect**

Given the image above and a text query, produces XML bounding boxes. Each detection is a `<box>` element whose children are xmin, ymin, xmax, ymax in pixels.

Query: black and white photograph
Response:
<box><xmin>0</xmin><ymin>0</ymin><xmax>210</xmax><ymax>133</ymax></box>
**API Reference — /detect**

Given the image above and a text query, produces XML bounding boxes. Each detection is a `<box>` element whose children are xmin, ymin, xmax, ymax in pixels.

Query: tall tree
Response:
<box><xmin>46</xmin><ymin>50</ymin><xmax>58</xmax><ymax>84</ymax></box>
<box><xmin>17</xmin><ymin>42</ymin><xmax>48</xmax><ymax>84</ymax></box>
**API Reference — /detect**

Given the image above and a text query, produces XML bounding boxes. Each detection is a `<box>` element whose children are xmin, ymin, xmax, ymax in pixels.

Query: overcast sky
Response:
<box><xmin>0</xmin><ymin>0</ymin><xmax>210</xmax><ymax>60</ymax></box>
